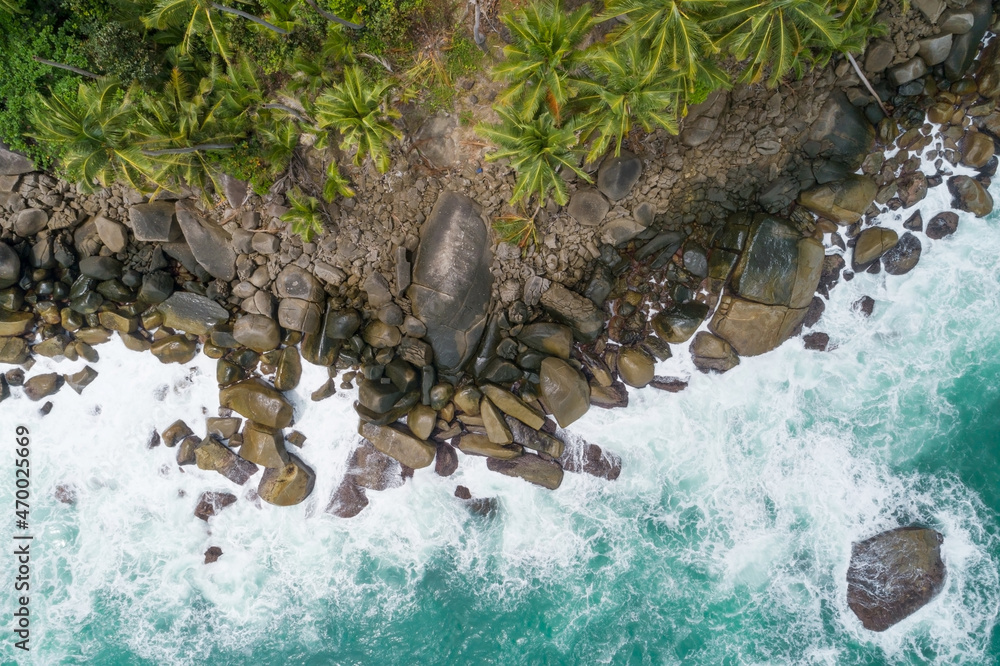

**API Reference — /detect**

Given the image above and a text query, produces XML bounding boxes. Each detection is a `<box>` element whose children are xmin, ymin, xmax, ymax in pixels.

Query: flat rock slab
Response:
<box><xmin>407</xmin><ymin>191</ymin><xmax>492</xmax><ymax>374</ymax></box>
<box><xmin>847</xmin><ymin>527</ymin><xmax>946</xmax><ymax>632</ymax></box>
<box><xmin>129</xmin><ymin>202</ymin><xmax>180</xmax><ymax>242</ymax></box>
<box><xmin>731</xmin><ymin>214</ymin><xmax>824</xmax><ymax>309</ymax></box>
<box><xmin>158</xmin><ymin>292</ymin><xmax>229</xmax><ymax>335</ymax></box>
<box><xmin>0</xmin><ymin>143</ymin><xmax>33</xmax><ymax>176</ymax></box>
<box><xmin>175</xmin><ymin>202</ymin><xmax>236</xmax><ymax>281</ymax></box>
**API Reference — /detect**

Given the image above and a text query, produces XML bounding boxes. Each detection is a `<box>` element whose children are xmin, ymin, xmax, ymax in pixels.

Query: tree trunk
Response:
<box><xmin>303</xmin><ymin>0</ymin><xmax>363</xmax><ymax>29</ymax></box>
<box><xmin>846</xmin><ymin>53</ymin><xmax>890</xmax><ymax>117</ymax></box>
<box><xmin>472</xmin><ymin>0</ymin><xmax>487</xmax><ymax>51</ymax></box>
<box><xmin>210</xmin><ymin>2</ymin><xmax>289</xmax><ymax>34</ymax></box>
<box><xmin>32</xmin><ymin>56</ymin><xmax>99</xmax><ymax>79</ymax></box>
<box><xmin>143</xmin><ymin>143</ymin><xmax>235</xmax><ymax>156</ymax></box>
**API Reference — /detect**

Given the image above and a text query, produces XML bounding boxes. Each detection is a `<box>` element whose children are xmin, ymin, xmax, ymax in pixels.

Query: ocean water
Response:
<box><xmin>3</xmin><ymin>178</ymin><xmax>1000</xmax><ymax>664</ymax></box>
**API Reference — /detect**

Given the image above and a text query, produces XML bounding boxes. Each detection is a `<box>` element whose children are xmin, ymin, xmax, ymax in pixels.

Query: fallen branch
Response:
<box><xmin>303</xmin><ymin>0</ymin><xmax>363</xmax><ymax>29</ymax></box>
<box><xmin>210</xmin><ymin>2</ymin><xmax>289</xmax><ymax>34</ymax></box>
<box><xmin>32</xmin><ymin>56</ymin><xmax>99</xmax><ymax>79</ymax></box>
<box><xmin>847</xmin><ymin>53</ymin><xmax>890</xmax><ymax>118</ymax></box>
<box><xmin>142</xmin><ymin>143</ymin><xmax>235</xmax><ymax>156</ymax></box>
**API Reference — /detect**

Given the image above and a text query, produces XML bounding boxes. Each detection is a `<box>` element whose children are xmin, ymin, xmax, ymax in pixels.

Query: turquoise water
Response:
<box><xmin>3</xmin><ymin>182</ymin><xmax>1000</xmax><ymax>664</ymax></box>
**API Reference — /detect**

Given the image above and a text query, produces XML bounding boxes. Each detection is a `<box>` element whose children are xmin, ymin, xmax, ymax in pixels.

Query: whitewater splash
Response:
<box><xmin>2</xmin><ymin>182</ymin><xmax>1000</xmax><ymax>664</ymax></box>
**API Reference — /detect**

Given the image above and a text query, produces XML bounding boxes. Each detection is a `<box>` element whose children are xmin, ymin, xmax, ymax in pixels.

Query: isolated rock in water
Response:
<box><xmin>346</xmin><ymin>441</ymin><xmax>403</xmax><ymax>491</ymax></box>
<box><xmin>258</xmin><ymin>453</ymin><xmax>315</xmax><ymax>506</ymax></box>
<box><xmin>487</xmin><ymin>452</ymin><xmax>564</xmax><ymax>490</ymax></box>
<box><xmin>194</xmin><ymin>491</ymin><xmax>237</xmax><ymax>521</ymax></box>
<box><xmin>559</xmin><ymin>441</ymin><xmax>622</xmax><ymax>481</ymax></box>
<box><xmin>435</xmin><ymin>442</ymin><xmax>459</xmax><ymax>477</ymax></box>
<box><xmin>925</xmin><ymin>212</ymin><xmax>959</xmax><ymax>239</ymax></box>
<box><xmin>204</xmin><ymin>546</ymin><xmax>223</xmax><ymax>564</ymax></box>
<box><xmin>407</xmin><ymin>191</ymin><xmax>492</xmax><ymax>374</ymax></box>
<box><xmin>326</xmin><ymin>477</ymin><xmax>369</xmax><ymax>518</ymax></box>
<box><xmin>158</xmin><ymin>292</ymin><xmax>229</xmax><ymax>335</ymax></box>
<box><xmin>23</xmin><ymin>373</ymin><xmax>63</xmax><ymax>401</ymax></box>
<box><xmin>847</xmin><ymin>527</ymin><xmax>946</xmax><ymax>632</ymax></box>
<box><xmin>947</xmin><ymin>176</ymin><xmax>993</xmax><ymax>217</ymax></box>
<box><xmin>175</xmin><ymin>203</ymin><xmax>236</xmax><ymax>281</ymax></box>
<box><xmin>597</xmin><ymin>150</ymin><xmax>642</xmax><ymax>201</ymax></box>
<box><xmin>882</xmin><ymin>233</ymin><xmax>922</xmax><ymax>275</ymax></box>
<box><xmin>854</xmin><ymin>227</ymin><xmax>898</xmax><ymax>266</ymax></box>
<box><xmin>691</xmin><ymin>332</ymin><xmax>739</xmax><ymax>374</ymax></box>
<box><xmin>0</xmin><ymin>242</ymin><xmax>20</xmax><ymax>289</ymax></box>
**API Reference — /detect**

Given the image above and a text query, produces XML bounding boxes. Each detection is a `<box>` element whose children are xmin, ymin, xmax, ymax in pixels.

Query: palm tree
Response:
<box><xmin>708</xmin><ymin>0</ymin><xmax>842</xmax><ymax>86</ymax></box>
<box><xmin>493</xmin><ymin>0</ymin><xmax>594</xmax><ymax>122</ymax></box>
<box><xmin>29</xmin><ymin>79</ymin><xmax>155</xmax><ymax>193</ymax></box>
<box><xmin>577</xmin><ymin>40</ymin><xmax>683</xmax><ymax>163</ymax></box>
<box><xmin>314</xmin><ymin>65</ymin><xmax>401</xmax><ymax>173</ymax></box>
<box><xmin>603</xmin><ymin>0</ymin><xmax>720</xmax><ymax>91</ymax></box>
<box><xmin>143</xmin><ymin>0</ymin><xmax>289</xmax><ymax>64</ymax></box>
<box><xmin>135</xmin><ymin>67</ymin><xmax>241</xmax><ymax>196</ymax></box>
<box><xmin>0</xmin><ymin>0</ymin><xmax>23</xmax><ymax>15</ymax></box>
<box><xmin>281</xmin><ymin>187</ymin><xmax>326</xmax><ymax>241</ymax></box>
<box><xmin>477</xmin><ymin>108</ymin><xmax>590</xmax><ymax>207</ymax></box>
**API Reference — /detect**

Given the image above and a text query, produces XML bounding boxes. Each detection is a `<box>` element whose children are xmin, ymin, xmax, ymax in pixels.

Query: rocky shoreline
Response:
<box><xmin>1</xmin><ymin>0</ymin><xmax>998</xmax><ymax>586</ymax></box>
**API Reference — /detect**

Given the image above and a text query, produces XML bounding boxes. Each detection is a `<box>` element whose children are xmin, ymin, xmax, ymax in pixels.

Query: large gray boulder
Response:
<box><xmin>175</xmin><ymin>202</ymin><xmax>236</xmax><ymax>281</ymax></box>
<box><xmin>943</xmin><ymin>0</ymin><xmax>991</xmax><ymax>81</ymax></box>
<box><xmin>0</xmin><ymin>143</ymin><xmax>33</xmax><ymax>176</ymax></box>
<box><xmin>847</xmin><ymin>527</ymin><xmax>946</xmax><ymax>632</ymax></box>
<box><xmin>129</xmin><ymin>202</ymin><xmax>180</xmax><ymax>242</ymax></box>
<box><xmin>710</xmin><ymin>214</ymin><xmax>823</xmax><ymax>357</ymax></box>
<box><xmin>597</xmin><ymin>150</ymin><xmax>642</xmax><ymax>201</ymax></box>
<box><xmin>407</xmin><ymin>191</ymin><xmax>492</xmax><ymax>374</ymax></box>
<box><xmin>807</xmin><ymin>91</ymin><xmax>875</xmax><ymax>171</ymax></box>
<box><xmin>0</xmin><ymin>242</ymin><xmax>19</xmax><ymax>289</ymax></box>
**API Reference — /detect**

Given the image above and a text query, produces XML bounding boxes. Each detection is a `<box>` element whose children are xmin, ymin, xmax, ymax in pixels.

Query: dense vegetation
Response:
<box><xmin>0</xmin><ymin>0</ymin><xmax>884</xmax><ymax>223</ymax></box>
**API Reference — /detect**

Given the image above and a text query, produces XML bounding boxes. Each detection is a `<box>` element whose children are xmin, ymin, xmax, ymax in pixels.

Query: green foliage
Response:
<box><xmin>493</xmin><ymin>0</ymin><xmax>593</xmax><ymax>121</ymax></box>
<box><xmin>578</xmin><ymin>40</ymin><xmax>682</xmax><ymax>162</ymax></box>
<box><xmin>143</xmin><ymin>0</ymin><xmax>233</xmax><ymax>63</ymax></box>
<box><xmin>216</xmin><ymin>137</ymin><xmax>276</xmax><ymax>194</ymax></box>
<box><xmin>0</xmin><ymin>10</ymin><xmax>91</xmax><ymax>166</ymax></box>
<box><xmin>88</xmin><ymin>23</ymin><xmax>161</xmax><ymax>83</ymax></box>
<box><xmin>0</xmin><ymin>0</ymin><xmax>23</xmax><ymax>15</ymax></box>
<box><xmin>324</xmin><ymin>0</ymin><xmax>426</xmax><ymax>56</ymax></box>
<box><xmin>281</xmin><ymin>186</ymin><xmax>325</xmax><ymax>242</ymax></box>
<box><xmin>478</xmin><ymin>109</ymin><xmax>590</xmax><ymax>207</ymax></box>
<box><xmin>315</xmin><ymin>65</ymin><xmax>401</xmax><ymax>172</ymax></box>
<box><xmin>29</xmin><ymin>79</ymin><xmax>154</xmax><ymax>192</ymax></box>
<box><xmin>445</xmin><ymin>35</ymin><xmax>483</xmax><ymax>80</ymax></box>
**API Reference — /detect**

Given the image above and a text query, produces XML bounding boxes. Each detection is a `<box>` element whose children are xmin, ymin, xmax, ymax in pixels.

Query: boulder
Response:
<box><xmin>710</xmin><ymin>296</ymin><xmax>807</xmax><ymax>357</ymax></box>
<box><xmin>23</xmin><ymin>373</ymin><xmax>63</xmax><ymax>401</ymax></box>
<box><xmin>175</xmin><ymin>203</ymin><xmax>236</xmax><ymax>281</ymax></box>
<box><xmin>926</xmin><ymin>211</ymin><xmax>959</xmax><ymax>239</ymax></box>
<box><xmin>691</xmin><ymin>332</ymin><xmax>739</xmax><ymax>374</ymax></box>
<box><xmin>407</xmin><ymin>192</ymin><xmax>492</xmax><ymax>373</ymax></box>
<box><xmin>79</xmin><ymin>256</ymin><xmax>122</xmax><ymax>280</ymax></box>
<box><xmin>219</xmin><ymin>378</ymin><xmax>293</xmax><ymax>429</ymax></box>
<box><xmin>456</xmin><ymin>433</ymin><xmax>522</xmax><ymax>459</ymax></box>
<box><xmin>195</xmin><ymin>438</ymin><xmax>258</xmax><ymax>485</ymax></box>
<box><xmin>854</xmin><ymin>227</ymin><xmax>898</xmax><ymax>266</ymax></box>
<box><xmin>943</xmin><ymin>0</ymin><xmax>991</xmax><ymax>80</ymax></box>
<box><xmin>346</xmin><ymin>440</ymin><xmax>403</xmax><ymax>491</ymax></box>
<box><xmin>807</xmin><ymin>91</ymin><xmax>875</xmax><ymax>170</ymax></box>
<box><xmin>732</xmin><ymin>214</ymin><xmax>824</xmax><ymax>309</ymax></box>
<box><xmin>232</xmin><ymin>314</ymin><xmax>281</xmax><ymax>352</ymax></box>
<box><xmin>559</xmin><ymin>441</ymin><xmax>622</xmax><ymax>481</ymax></box>
<box><xmin>277</xmin><ymin>298</ymin><xmax>321</xmax><ymax>334</ymax></box>
<box><xmin>798</xmin><ymin>175</ymin><xmax>878</xmax><ymax>225</ymax></box>
<box><xmin>896</xmin><ymin>172</ymin><xmax>927</xmax><ymax>208</ymax></box>
<box><xmin>888</xmin><ymin>57</ymin><xmax>928</xmax><ymax>86</ymax></box>
<box><xmin>504</xmin><ymin>415</ymin><xmax>565</xmax><ymax>457</ymax></box>
<box><xmin>358</xmin><ymin>421</ymin><xmax>436</xmax><ymax>469</ymax></box>
<box><xmin>239</xmin><ymin>421</ymin><xmax>289</xmax><ymax>468</ymax></box>
<box><xmin>539</xmin><ymin>283</ymin><xmax>604</xmax><ymax>342</ymax></box>
<box><xmin>194</xmin><ymin>492</ymin><xmax>237</xmax><ymax>521</ymax></box>
<box><xmin>150</xmin><ymin>335</ymin><xmax>197</xmax><ymax>364</ymax></box>
<box><xmin>275</xmin><ymin>265</ymin><xmax>324</xmax><ymax>302</ymax></box>
<box><xmin>487</xmin><ymin>452</ymin><xmax>563</xmax><ymax>490</ymax></box>
<box><xmin>258</xmin><ymin>454</ymin><xmax>315</xmax><ymax>506</ymax></box>
<box><xmin>567</xmin><ymin>188</ymin><xmax>610</xmax><ymax>226</ymax></box>
<box><xmin>0</xmin><ymin>242</ymin><xmax>20</xmax><ymax>289</ymax></box>
<box><xmin>961</xmin><ymin>132</ymin><xmax>994</xmax><ymax>168</ymax></box>
<box><xmin>864</xmin><ymin>40</ymin><xmax>895</xmax><ymax>73</ymax></box>
<box><xmin>882</xmin><ymin>233</ymin><xmax>921</xmax><ymax>275</ymax></box>
<box><xmin>0</xmin><ymin>143</ymin><xmax>33</xmax><ymax>175</ymax></box>
<box><xmin>0</xmin><ymin>311</ymin><xmax>34</xmax><ymax>337</ymax></box>
<box><xmin>408</xmin><ymin>404</ymin><xmax>437</xmax><ymax>440</ymax></box>
<box><xmin>480</xmin><ymin>397</ymin><xmax>514</xmax><ymax>444</ymax></box>
<box><xmin>94</xmin><ymin>216</ymin><xmax>128</xmax><ymax>253</ymax></box>
<box><xmin>158</xmin><ymin>292</ymin><xmax>229</xmax><ymax>335</ymax></box>
<box><xmin>128</xmin><ymin>202</ymin><xmax>179</xmax><ymax>242</ymax></box>
<box><xmin>480</xmin><ymin>384</ymin><xmax>545</xmax><ymax>430</ymax></box>
<box><xmin>414</xmin><ymin>113</ymin><xmax>460</xmax><ymax>169</ymax></box>
<box><xmin>435</xmin><ymin>442</ymin><xmax>459</xmax><ymax>476</ymax></box>
<box><xmin>917</xmin><ymin>34</ymin><xmax>952</xmax><ymax>66</ymax></box>
<box><xmin>539</xmin><ymin>357</ymin><xmax>590</xmax><ymax>428</ymax></box>
<box><xmin>913</xmin><ymin>0</ymin><xmax>945</xmax><ymax>22</ymax></box>
<box><xmin>651</xmin><ymin>302</ymin><xmax>708</xmax><ymax>343</ymax></box>
<box><xmin>14</xmin><ymin>209</ymin><xmax>47</xmax><ymax>237</ymax></box>
<box><xmin>847</xmin><ymin>527</ymin><xmax>946</xmax><ymax>632</ymax></box>
<box><xmin>948</xmin><ymin>176</ymin><xmax>993</xmax><ymax>217</ymax></box>
<box><xmin>273</xmin><ymin>346</ymin><xmax>301</xmax><ymax>391</ymax></box>
<box><xmin>326</xmin><ymin>477</ymin><xmax>369</xmax><ymax>518</ymax></box>
<box><xmin>616</xmin><ymin>348</ymin><xmax>654</xmax><ymax>388</ymax></box>
<box><xmin>517</xmin><ymin>322</ymin><xmax>573</xmax><ymax>359</ymax></box>
<box><xmin>597</xmin><ymin>150</ymin><xmax>642</xmax><ymax>201</ymax></box>
<box><xmin>204</xmin><ymin>546</ymin><xmax>223</xmax><ymax>564</ymax></box>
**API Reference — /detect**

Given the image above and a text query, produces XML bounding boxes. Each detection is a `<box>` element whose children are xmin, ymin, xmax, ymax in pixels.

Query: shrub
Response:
<box><xmin>88</xmin><ymin>23</ymin><xmax>160</xmax><ymax>83</ymax></box>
